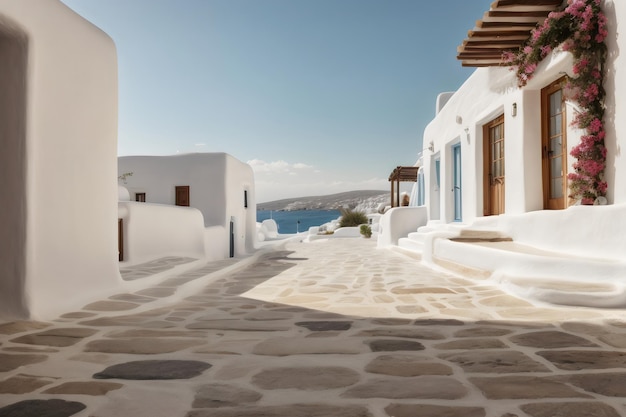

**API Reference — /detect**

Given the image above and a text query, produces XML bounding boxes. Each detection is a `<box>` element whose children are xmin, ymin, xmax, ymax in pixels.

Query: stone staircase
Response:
<box><xmin>395</xmin><ymin>224</ymin><xmax>626</xmax><ymax>308</ymax></box>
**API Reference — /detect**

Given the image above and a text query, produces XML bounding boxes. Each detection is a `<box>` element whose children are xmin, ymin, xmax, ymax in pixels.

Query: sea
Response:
<box><xmin>256</xmin><ymin>209</ymin><xmax>341</xmax><ymax>234</ymax></box>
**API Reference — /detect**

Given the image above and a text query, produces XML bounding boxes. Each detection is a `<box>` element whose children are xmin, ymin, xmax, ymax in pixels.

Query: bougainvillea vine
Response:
<box><xmin>503</xmin><ymin>0</ymin><xmax>608</xmax><ymax>204</ymax></box>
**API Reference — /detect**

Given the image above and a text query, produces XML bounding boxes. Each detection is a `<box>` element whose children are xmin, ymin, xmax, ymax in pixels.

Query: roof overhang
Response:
<box><xmin>457</xmin><ymin>0</ymin><xmax>566</xmax><ymax>67</ymax></box>
<box><xmin>388</xmin><ymin>166</ymin><xmax>419</xmax><ymax>182</ymax></box>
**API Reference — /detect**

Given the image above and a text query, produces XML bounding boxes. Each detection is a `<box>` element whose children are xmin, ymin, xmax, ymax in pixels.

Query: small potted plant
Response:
<box><xmin>360</xmin><ymin>224</ymin><xmax>372</xmax><ymax>239</ymax></box>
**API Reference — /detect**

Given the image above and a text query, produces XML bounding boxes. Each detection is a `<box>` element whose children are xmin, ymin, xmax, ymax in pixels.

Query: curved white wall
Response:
<box><xmin>0</xmin><ymin>0</ymin><xmax>121</xmax><ymax>319</ymax></box>
<box><xmin>119</xmin><ymin>202</ymin><xmax>206</xmax><ymax>264</ymax></box>
<box><xmin>377</xmin><ymin>207</ymin><xmax>428</xmax><ymax>247</ymax></box>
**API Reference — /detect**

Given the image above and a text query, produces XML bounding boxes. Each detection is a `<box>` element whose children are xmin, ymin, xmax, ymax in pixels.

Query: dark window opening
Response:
<box><xmin>175</xmin><ymin>186</ymin><xmax>190</xmax><ymax>206</ymax></box>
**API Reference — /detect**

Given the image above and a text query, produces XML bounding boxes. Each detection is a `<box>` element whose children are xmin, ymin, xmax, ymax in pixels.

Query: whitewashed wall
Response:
<box><xmin>118</xmin><ymin>202</ymin><xmax>206</xmax><ymax>264</ymax></box>
<box><xmin>421</xmin><ymin>0</ymin><xmax>626</xmax><ymax>224</ymax></box>
<box><xmin>422</xmin><ymin>47</ymin><xmax>579</xmax><ymax>224</ymax></box>
<box><xmin>604</xmin><ymin>0</ymin><xmax>625</xmax><ymax>204</ymax></box>
<box><xmin>0</xmin><ymin>0</ymin><xmax>121</xmax><ymax>319</ymax></box>
<box><xmin>118</xmin><ymin>153</ymin><xmax>256</xmax><ymax>260</ymax></box>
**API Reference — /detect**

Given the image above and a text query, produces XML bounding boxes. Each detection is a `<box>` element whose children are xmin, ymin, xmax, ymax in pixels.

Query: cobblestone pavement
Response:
<box><xmin>2</xmin><ymin>238</ymin><xmax>626</xmax><ymax>417</ymax></box>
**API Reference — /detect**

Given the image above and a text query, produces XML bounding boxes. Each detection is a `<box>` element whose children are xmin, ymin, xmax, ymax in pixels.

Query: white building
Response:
<box><xmin>118</xmin><ymin>153</ymin><xmax>257</xmax><ymax>263</ymax></box>
<box><xmin>0</xmin><ymin>0</ymin><xmax>121</xmax><ymax>319</ymax></box>
<box><xmin>380</xmin><ymin>0</ymin><xmax>626</xmax><ymax>307</ymax></box>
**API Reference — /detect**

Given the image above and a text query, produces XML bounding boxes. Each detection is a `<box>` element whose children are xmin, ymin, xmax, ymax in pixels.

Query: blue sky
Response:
<box><xmin>61</xmin><ymin>0</ymin><xmax>490</xmax><ymax>202</ymax></box>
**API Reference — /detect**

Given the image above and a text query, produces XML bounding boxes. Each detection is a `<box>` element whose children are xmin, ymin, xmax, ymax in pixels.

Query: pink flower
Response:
<box><xmin>502</xmin><ymin>51</ymin><xmax>516</xmax><ymax>63</ymax></box>
<box><xmin>525</xmin><ymin>63</ymin><xmax>537</xmax><ymax>74</ymax></box>
<box><xmin>589</xmin><ymin>118</ymin><xmax>603</xmax><ymax>133</ymax></box>
<box><xmin>562</xmin><ymin>39</ymin><xmax>575</xmax><ymax>51</ymax></box>
<box><xmin>583</xmin><ymin>83</ymin><xmax>599</xmax><ymax>101</ymax></box>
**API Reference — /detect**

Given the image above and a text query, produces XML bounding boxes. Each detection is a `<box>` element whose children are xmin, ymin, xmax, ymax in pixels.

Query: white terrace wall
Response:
<box><xmin>0</xmin><ymin>0</ymin><xmax>121</xmax><ymax>319</ymax></box>
<box><xmin>118</xmin><ymin>202</ymin><xmax>206</xmax><ymax>264</ymax></box>
<box><xmin>118</xmin><ymin>153</ymin><xmax>256</xmax><ymax>260</ymax></box>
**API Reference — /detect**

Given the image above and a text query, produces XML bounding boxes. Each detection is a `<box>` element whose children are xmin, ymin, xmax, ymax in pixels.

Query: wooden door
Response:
<box><xmin>118</xmin><ymin>218</ymin><xmax>123</xmax><ymax>262</ymax></box>
<box><xmin>542</xmin><ymin>78</ymin><xmax>567</xmax><ymax>209</ymax></box>
<box><xmin>483</xmin><ymin>115</ymin><xmax>505</xmax><ymax>215</ymax></box>
<box><xmin>175</xmin><ymin>186</ymin><xmax>190</xmax><ymax>206</ymax></box>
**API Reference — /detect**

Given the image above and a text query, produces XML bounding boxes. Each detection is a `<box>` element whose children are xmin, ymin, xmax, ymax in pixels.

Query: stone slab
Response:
<box><xmin>413</xmin><ymin>319</ymin><xmax>465</xmax><ymax>326</ymax></box>
<box><xmin>85</xmin><ymin>338</ymin><xmax>205</xmax><ymax>354</ymax></box>
<box><xmin>0</xmin><ymin>353</ymin><xmax>48</xmax><ymax>372</ymax></box>
<box><xmin>367</xmin><ymin>339</ymin><xmax>425</xmax><ymax>352</ymax></box>
<box><xmin>560</xmin><ymin>372</ymin><xmax>626</xmax><ymax>396</ymax></box>
<box><xmin>82</xmin><ymin>300</ymin><xmax>140</xmax><ymax>311</ymax></box>
<box><xmin>192</xmin><ymin>383</ymin><xmax>262</xmax><ymax>408</ymax></box>
<box><xmin>469</xmin><ymin>376</ymin><xmax>591</xmax><ymax>399</ymax></box>
<box><xmin>187</xmin><ymin>404</ymin><xmax>373</xmax><ymax>417</ymax></box>
<box><xmin>356</xmin><ymin>328</ymin><xmax>445</xmax><ymax>340</ymax></box>
<box><xmin>252</xmin><ymin>366</ymin><xmax>360</xmax><ymax>390</ymax></box>
<box><xmin>0</xmin><ymin>375</ymin><xmax>53</xmax><ymax>394</ymax></box>
<box><xmin>342</xmin><ymin>376</ymin><xmax>467</xmax><ymax>399</ymax></box>
<box><xmin>187</xmin><ymin>320</ymin><xmax>291</xmax><ymax>332</ymax></box>
<box><xmin>295</xmin><ymin>321</ymin><xmax>352</xmax><ymax>331</ymax></box>
<box><xmin>252</xmin><ymin>337</ymin><xmax>367</xmax><ymax>356</ymax></box>
<box><xmin>384</xmin><ymin>404</ymin><xmax>485</xmax><ymax>417</ymax></box>
<box><xmin>365</xmin><ymin>354</ymin><xmax>453</xmax><ymax>377</ymax></box>
<box><xmin>434</xmin><ymin>338</ymin><xmax>506</xmax><ymax>350</ymax></box>
<box><xmin>0</xmin><ymin>399</ymin><xmax>86</xmax><ymax>417</ymax></box>
<box><xmin>94</xmin><ymin>360</ymin><xmax>212</xmax><ymax>380</ymax></box>
<box><xmin>509</xmin><ymin>330</ymin><xmax>598</xmax><ymax>348</ymax></box>
<box><xmin>440</xmin><ymin>350</ymin><xmax>548</xmax><ymax>373</ymax></box>
<box><xmin>537</xmin><ymin>350</ymin><xmax>626</xmax><ymax>370</ymax></box>
<box><xmin>10</xmin><ymin>328</ymin><xmax>98</xmax><ymax>347</ymax></box>
<box><xmin>520</xmin><ymin>402</ymin><xmax>620</xmax><ymax>417</ymax></box>
<box><xmin>0</xmin><ymin>321</ymin><xmax>49</xmax><ymax>335</ymax></box>
<box><xmin>43</xmin><ymin>381</ymin><xmax>123</xmax><ymax>395</ymax></box>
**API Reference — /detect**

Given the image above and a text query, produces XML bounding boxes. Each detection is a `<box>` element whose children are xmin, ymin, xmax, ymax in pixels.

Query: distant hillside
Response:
<box><xmin>257</xmin><ymin>190</ymin><xmax>389</xmax><ymax>213</ymax></box>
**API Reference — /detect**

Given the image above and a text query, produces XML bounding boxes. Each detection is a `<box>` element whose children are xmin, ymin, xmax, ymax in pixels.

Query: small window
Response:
<box><xmin>135</xmin><ymin>192</ymin><xmax>146</xmax><ymax>202</ymax></box>
<box><xmin>175</xmin><ymin>186</ymin><xmax>190</xmax><ymax>206</ymax></box>
<box><xmin>244</xmin><ymin>190</ymin><xmax>248</xmax><ymax>208</ymax></box>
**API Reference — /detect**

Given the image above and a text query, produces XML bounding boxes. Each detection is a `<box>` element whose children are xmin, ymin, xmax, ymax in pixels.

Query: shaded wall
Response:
<box><xmin>0</xmin><ymin>21</ymin><xmax>27</xmax><ymax>317</ymax></box>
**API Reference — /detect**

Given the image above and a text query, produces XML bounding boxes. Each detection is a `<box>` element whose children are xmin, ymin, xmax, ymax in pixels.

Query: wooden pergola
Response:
<box><xmin>388</xmin><ymin>166</ymin><xmax>419</xmax><ymax>208</ymax></box>
<box><xmin>457</xmin><ymin>0</ymin><xmax>565</xmax><ymax>67</ymax></box>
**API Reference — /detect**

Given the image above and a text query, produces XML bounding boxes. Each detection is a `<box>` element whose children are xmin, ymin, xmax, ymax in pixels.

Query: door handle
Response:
<box><xmin>543</xmin><ymin>146</ymin><xmax>554</xmax><ymax>158</ymax></box>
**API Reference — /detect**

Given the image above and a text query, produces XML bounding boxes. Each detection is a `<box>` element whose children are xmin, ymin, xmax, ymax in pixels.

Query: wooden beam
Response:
<box><xmin>477</xmin><ymin>21</ymin><xmax>538</xmax><ymax>29</ymax></box>
<box><xmin>488</xmin><ymin>10</ymin><xmax>552</xmax><ymax>18</ymax></box>
<box><xmin>469</xmin><ymin>29</ymin><xmax>533</xmax><ymax>38</ymax></box>
<box><xmin>495</xmin><ymin>0</ymin><xmax>562</xmax><ymax>7</ymax></box>
<box><xmin>457</xmin><ymin>53</ymin><xmax>508</xmax><ymax>60</ymax></box>
<box><xmin>463</xmin><ymin>38</ymin><xmax>525</xmax><ymax>45</ymax></box>
<box><xmin>462</xmin><ymin>61</ymin><xmax>510</xmax><ymax>67</ymax></box>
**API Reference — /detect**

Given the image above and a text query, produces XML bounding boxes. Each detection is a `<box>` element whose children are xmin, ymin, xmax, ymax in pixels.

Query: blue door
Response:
<box><xmin>453</xmin><ymin>144</ymin><xmax>462</xmax><ymax>221</ymax></box>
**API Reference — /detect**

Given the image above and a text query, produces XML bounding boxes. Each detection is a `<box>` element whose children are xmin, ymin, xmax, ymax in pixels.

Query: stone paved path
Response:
<box><xmin>1</xmin><ymin>238</ymin><xmax>626</xmax><ymax>417</ymax></box>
